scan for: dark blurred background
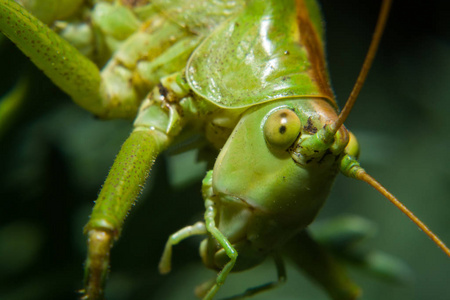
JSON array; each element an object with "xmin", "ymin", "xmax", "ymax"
[{"xmin": 0, "ymin": 0, "xmax": 449, "ymax": 299}]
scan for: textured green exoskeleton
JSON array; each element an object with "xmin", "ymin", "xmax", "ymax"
[
  {"xmin": 156, "ymin": 1, "xmax": 358, "ymax": 298},
  {"xmin": 2, "ymin": 0, "xmax": 449, "ymax": 299}
]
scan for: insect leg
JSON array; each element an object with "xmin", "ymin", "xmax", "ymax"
[
  {"xmin": 82, "ymin": 128, "xmax": 169, "ymax": 300},
  {"xmin": 284, "ymin": 230, "xmax": 360, "ymax": 300},
  {"xmin": 82, "ymin": 73, "xmax": 192, "ymax": 300},
  {"xmin": 0, "ymin": 1, "xmax": 107, "ymax": 116},
  {"xmin": 159, "ymin": 221, "xmax": 207, "ymax": 274},
  {"xmin": 203, "ymin": 198, "xmax": 238, "ymax": 300},
  {"xmin": 0, "ymin": 0, "xmax": 168, "ymax": 119}
]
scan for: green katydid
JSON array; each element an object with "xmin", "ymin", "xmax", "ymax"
[{"xmin": 0, "ymin": 0, "xmax": 450, "ymax": 298}]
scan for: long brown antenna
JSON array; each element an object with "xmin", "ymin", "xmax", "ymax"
[
  {"xmin": 354, "ymin": 169, "xmax": 450, "ymax": 258},
  {"xmin": 330, "ymin": 0, "xmax": 392, "ymax": 134},
  {"xmin": 336, "ymin": 0, "xmax": 450, "ymax": 259}
]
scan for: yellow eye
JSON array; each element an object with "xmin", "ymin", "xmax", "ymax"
[{"xmin": 263, "ymin": 108, "xmax": 301, "ymax": 149}]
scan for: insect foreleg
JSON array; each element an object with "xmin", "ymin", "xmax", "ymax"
[
  {"xmin": 0, "ymin": 1, "xmax": 188, "ymax": 119},
  {"xmin": 202, "ymin": 197, "xmax": 238, "ymax": 300},
  {"xmin": 0, "ymin": 1, "xmax": 105, "ymax": 116},
  {"xmin": 82, "ymin": 129, "xmax": 169, "ymax": 300},
  {"xmin": 158, "ymin": 221, "xmax": 207, "ymax": 274},
  {"xmin": 83, "ymin": 73, "xmax": 193, "ymax": 299}
]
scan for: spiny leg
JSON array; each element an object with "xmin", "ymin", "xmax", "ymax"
[
  {"xmin": 82, "ymin": 128, "xmax": 169, "ymax": 300},
  {"xmin": 0, "ymin": 1, "xmax": 195, "ymax": 119},
  {"xmin": 159, "ymin": 221, "xmax": 207, "ymax": 274},
  {"xmin": 82, "ymin": 72, "xmax": 192, "ymax": 300},
  {"xmin": 0, "ymin": 0, "xmax": 105, "ymax": 116}
]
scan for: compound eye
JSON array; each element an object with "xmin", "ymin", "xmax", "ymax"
[{"xmin": 263, "ymin": 108, "xmax": 301, "ymax": 150}]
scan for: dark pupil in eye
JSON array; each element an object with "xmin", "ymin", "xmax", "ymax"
[{"xmin": 263, "ymin": 108, "xmax": 301, "ymax": 149}]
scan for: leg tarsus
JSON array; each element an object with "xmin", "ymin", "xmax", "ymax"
[
  {"xmin": 159, "ymin": 221, "xmax": 207, "ymax": 274},
  {"xmin": 82, "ymin": 229, "xmax": 114, "ymax": 300}
]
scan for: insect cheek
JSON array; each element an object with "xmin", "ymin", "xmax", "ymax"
[
  {"xmin": 345, "ymin": 131, "xmax": 360, "ymax": 158},
  {"xmin": 263, "ymin": 108, "xmax": 302, "ymax": 151}
]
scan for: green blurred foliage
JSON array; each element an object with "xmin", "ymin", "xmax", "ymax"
[{"xmin": 0, "ymin": 0, "xmax": 449, "ymax": 299}]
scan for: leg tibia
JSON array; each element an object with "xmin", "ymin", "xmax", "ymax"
[
  {"xmin": 0, "ymin": 2, "xmax": 197, "ymax": 119},
  {"xmin": 0, "ymin": 0, "xmax": 105, "ymax": 116},
  {"xmin": 83, "ymin": 128, "xmax": 169, "ymax": 300},
  {"xmin": 159, "ymin": 222, "xmax": 207, "ymax": 274},
  {"xmin": 85, "ymin": 129, "xmax": 169, "ymax": 235},
  {"xmin": 203, "ymin": 199, "xmax": 238, "ymax": 300}
]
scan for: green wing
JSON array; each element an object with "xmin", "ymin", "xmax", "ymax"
[{"xmin": 187, "ymin": 0, "xmax": 335, "ymax": 108}]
